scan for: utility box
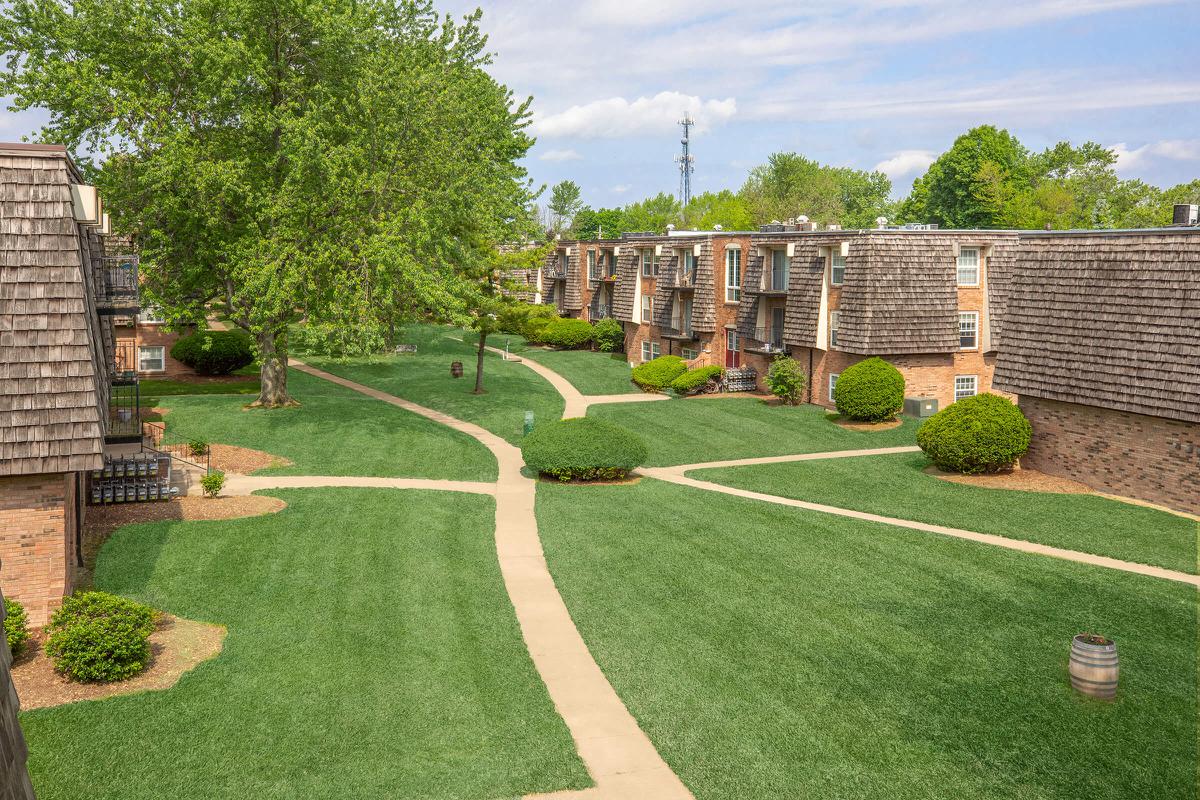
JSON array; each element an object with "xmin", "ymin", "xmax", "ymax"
[{"xmin": 904, "ymin": 397, "xmax": 939, "ymax": 418}]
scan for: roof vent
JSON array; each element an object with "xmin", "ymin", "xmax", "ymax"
[
  {"xmin": 875, "ymin": 216, "xmax": 888, "ymax": 228},
  {"xmin": 713, "ymin": 224, "xmax": 724, "ymax": 231},
  {"xmin": 1173, "ymin": 204, "xmax": 1199, "ymax": 226},
  {"xmin": 827, "ymin": 223, "xmax": 841, "ymax": 231},
  {"xmin": 796, "ymin": 215, "xmax": 809, "ymax": 224},
  {"xmin": 666, "ymin": 223, "xmax": 676, "ymax": 232}
]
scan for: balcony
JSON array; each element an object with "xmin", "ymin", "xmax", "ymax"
[
  {"xmin": 675, "ymin": 268, "xmax": 696, "ymax": 289},
  {"xmin": 544, "ymin": 265, "xmax": 567, "ymax": 280},
  {"xmin": 746, "ymin": 327, "xmax": 787, "ymax": 355},
  {"xmin": 661, "ymin": 324, "xmax": 699, "ymax": 342},
  {"xmin": 96, "ymin": 255, "xmax": 139, "ymax": 313},
  {"xmin": 590, "ymin": 303, "xmax": 613, "ymax": 320},
  {"xmin": 758, "ymin": 273, "xmax": 790, "ymax": 296},
  {"xmin": 111, "ymin": 341, "xmax": 138, "ymax": 383},
  {"xmin": 106, "ymin": 380, "xmax": 142, "ymax": 444}
]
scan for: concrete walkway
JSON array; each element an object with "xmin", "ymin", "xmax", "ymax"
[{"xmin": 287, "ymin": 360, "xmax": 694, "ymax": 800}]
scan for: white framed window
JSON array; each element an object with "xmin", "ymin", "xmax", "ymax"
[
  {"xmin": 954, "ymin": 375, "xmax": 978, "ymax": 402},
  {"xmin": 830, "ymin": 311, "xmax": 840, "ymax": 347},
  {"xmin": 831, "ymin": 253, "xmax": 846, "ymax": 286},
  {"xmin": 725, "ymin": 246, "xmax": 742, "ymax": 302},
  {"xmin": 138, "ymin": 345, "xmax": 165, "ymax": 373},
  {"xmin": 587, "ymin": 250, "xmax": 598, "ymax": 279},
  {"xmin": 559, "ymin": 251, "xmax": 568, "ymax": 272},
  {"xmin": 959, "ymin": 311, "xmax": 979, "ymax": 350},
  {"xmin": 770, "ymin": 249, "xmax": 789, "ymax": 291},
  {"xmin": 652, "ymin": 341, "xmax": 661, "ymax": 359},
  {"xmin": 828, "ymin": 373, "xmax": 839, "ymax": 402},
  {"xmin": 641, "ymin": 250, "xmax": 656, "ymax": 277},
  {"xmin": 641, "ymin": 341, "xmax": 652, "ymax": 362},
  {"xmin": 137, "ymin": 306, "xmax": 165, "ymax": 324},
  {"xmin": 957, "ymin": 247, "xmax": 980, "ymax": 287},
  {"xmin": 681, "ymin": 347, "xmax": 697, "ymax": 360},
  {"xmin": 641, "ymin": 295, "xmax": 652, "ymax": 323}
]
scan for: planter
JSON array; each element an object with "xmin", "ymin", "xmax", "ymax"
[
  {"xmin": 450, "ymin": 361, "xmax": 463, "ymax": 378},
  {"xmin": 1069, "ymin": 634, "xmax": 1118, "ymax": 700}
]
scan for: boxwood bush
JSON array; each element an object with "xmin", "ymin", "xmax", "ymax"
[
  {"xmin": 631, "ymin": 355, "xmax": 687, "ymax": 391},
  {"xmin": 170, "ymin": 330, "xmax": 255, "ymax": 375},
  {"xmin": 670, "ymin": 365, "xmax": 723, "ymax": 395},
  {"xmin": 518, "ymin": 305, "xmax": 560, "ymax": 342},
  {"xmin": 833, "ymin": 357, "xmax": 905, "ymax": 422},
  {"xmin": 521, "ymin": 417, "xmax": 648, "ymax": 481},
  {"xmin": 45, "ymin": 592, "xmax": 157, "ymax": 683},
  {"xmin": 917, "ymin": 393, "xmax": 1032, "ymax": 474},
  {"xmin": 592, "ymin": 318, "xmax": 624, "ymax": 353},
  {"xmin": 3, "ymin": 597, "xmax": 29, "ymax": 658},
  {"xmin": 541, "ymin": 317, "xmax": 594, "ymax": 349}
]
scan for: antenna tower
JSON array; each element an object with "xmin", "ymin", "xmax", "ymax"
[{"xmin": 675, "ymin": 115, "xmax": 695, "ymax": 206}]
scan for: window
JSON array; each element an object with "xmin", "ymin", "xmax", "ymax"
[
  {"xmin": 831, "ymin": 253, "xmax": 846, "ymax": 286},
  {"xmin": 770, "ymin": 249, "xmax": 789, "ymax": 291},
  {"xmin": 641, "ymin": 250, "xmax": 656, "ymax": 277},
  {"xmin": 641, "ymin": 295, "xmax": 652, "ymax": 322},
  {"xmin": 829, "ymin": 310, "xmax": 840, "ymax": 347},
  {"xmin": 954, "ymin": 375, "xmax": 978, "ymax": 402},
  {"xmin": 587, "ymin": 250, "xmax": 597, "ymax": 279},
  {"xmin": 652, "ymin": 342, "xmax": 661, "ymax": 359},
  {"xmin": 138, "ymin": 345, "xmax": 165, "ymax": 373},
  {"xmin": 559, "ymin": 252, "xmax": 568, "ymax": 272},
  {"xmin": 137, "ymin": 306, "xmax": 165, "ymax": 324},
  {"xmin": 726, "ymin": 247, "xmax": 742, "ymax": 302},
  {"xmin": 680, "ymin": 251, "xmax": 696, "ymax": 283},
  {"xmin": 829, "ymin": 373, "xmax": 839, "ymax": 402},
  {"xmin": 682, "ymin": 347, "xmax": 697, "ymax": 360},
  {"xmin": 957, "ymin": 247, "xmax": 980, "ymax": 286},
  {"xmin": 959, "ymin": 311, "xmax": 979, "ymax": 349},
  {"xmin": 641, "ymin": 341, "xmax": 651, "ymax": 361}
]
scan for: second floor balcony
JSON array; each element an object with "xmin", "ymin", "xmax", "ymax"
[
  {"xmin": 747, "ymin": 327, "xmax": 787, "ymax": 355},
  {"xmin": 590, "ymin": 303, "xmax": 613, "ymax": 320},
  {"xmin": 96, "ymin": 255, "xmax": 139, "ymax": 312},
  {"xmin": 661, "ymin": 323, "xmax": 698, "ymax": 342}
]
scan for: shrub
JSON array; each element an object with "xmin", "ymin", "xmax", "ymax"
[
  {"xmin": 631, "ymin": 355, "xmax": 687, "ymax": 391},
  {"xmin": 522, "ymin": 308, "xmax": 560, "ymax": 344},
  {"xmin": 170, "ymin": 330, "xmax": 255, "ymax": 375},
  {"xmin": 521, "ymin": 417, "xmax": 648, "ymax": 482},
  {"xmin": 766, "ymin": 356, "xmax": 807, "ymax": 405},
  {"xmin": 3, "ymin": 597, "xmax": 29, "ymax": 658},
  {"xmin": 670, "ymin": 365, "xmax": 723, "ymax": 395},
  {"xmin": 592, "ymin": 318, "xmax": 624, "ymax": 353},
  {"xmin": 833, "ymin": 357, "xmax": 905, "ymax": 422},
  {"xmin": 540, "ymin": 317, "xmax": 594, "ymax": 349},
  {"xmin": 917, "ymin": 393, "xmax": 1032, "ymax": 474},
  {"xmin": 45, "ymin": 592, "xmax": 156, "ymax": 683},
  {"xmin": 187, "ymin": 438, "xmax": 209, "ymax": 457},
  {"xmin": 200, "ymin": 470, "xmax": 226, "ymax": 498}
]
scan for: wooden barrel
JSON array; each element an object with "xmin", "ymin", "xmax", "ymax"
[
  {"xmin": 450, "ymin": 361, "xmax": 463, "ymax": 378},
  {"xmin": 1069, "ymin": 634, "xmax": 1118, "ymax": 700}
]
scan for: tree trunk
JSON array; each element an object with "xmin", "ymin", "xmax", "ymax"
[
  {"xmin": 252, "ymin": 329, "xmax": 295, "ymax": 408},
  {"xmin": 473, "ymin": 330, "xmax": 487, "ymax": 394}
]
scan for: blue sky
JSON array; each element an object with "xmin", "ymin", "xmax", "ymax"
[{"xmin": 3, "ymin": 0, "xmax": 1197, "ymax": 209}]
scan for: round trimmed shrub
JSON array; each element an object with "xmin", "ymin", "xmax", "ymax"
[
  {"xmin": 519, "ymin": 306, "xmax": 559, "ymax": 342},
  {"xmin": 45, "ymin": 592, "xmax": 157, "ymax": 683},
  {"xmin": 170, "ymin": 330, "xmax": 255, "ymax": 375},
  {"xmin": 917, "ymin": 393, "xmax": 1032, "ymax": 474},
  {"xmin": 592, "ymin": 318, "xmax": 624, "ymax": 353},
  {"xmin": 541, "ymin": 317, "xmax": 594, "ymax": 349},
  {"xmin": 521, "ymin": 417, "xmax": 648, "ymax": 481},
  {"xmin": 766, "ymin": 356, "xmax": 806, "ymax": 405},
  {"xmin": 3, "ymin": 597, "xmax": 29, "ymax": 658},
  {"xmin": 631, "ymin": 355, "xmax": 687, "ymax": 391},
  {"xmin": 833, "ymin": 357, "xmax": 905, "ymax": 422},
  {"xmin": 670, "ymin": 365, "xmax": 723, "ymax": 395}
]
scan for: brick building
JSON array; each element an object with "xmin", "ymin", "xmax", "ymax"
[{"xmin": 994, "ymin": 227, "xmax": 1200, "ymax": 515}]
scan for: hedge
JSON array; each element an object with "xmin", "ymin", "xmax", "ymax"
[
  {"xmin": 670, "ymin": 365, "xmax": 723, "ymax": 395},
  {"xmin": 592, "ymin": 318, "xmax": 624, "ymax": 353},
  {"xmin": 833, "ymin": 357, "xmax": 905, "ymax": 422},
  {"xmin": 3, "ymin": 597, "xmax": 29, "ymax": 658},
  {"xmin": 521, "ymin": 417, "xmax": 648, "ymax": 481},
  {"xmin": 170, "ymin": 330, "xmax": 255, "ymax": 375},
  {"xmin": 541, "ymin": 317, "xmax": 594, "ymax": 349},
  {"xmin": 917, "ymin": 393, "xmax": 1032, "ymax": 474},
  {"xmin": 45, "ymin": 592, "xmax": 157, "ymax": 683},
  {"xmin": 631, "ymin": 355, "xmax": 687, "ymax": 391}
]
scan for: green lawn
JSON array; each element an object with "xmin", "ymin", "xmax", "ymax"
[
  {"xmin": 536, "ymin": 478, "xmax": 1197, "ymax": 800},
  {"xmin": 140, "ymin": 376, "xmax": 261, "ymax": 407},
  {"xmin": 588, "ymin": 398, "xmax": 919, "ymax": 466},
  {"xmin": 304, "ymin": 325, "xmax": 564, "ymax": 445},
  {"xmin": 22, "ymin": 489, "xmax": 588, "ymax": 800},
  {"xmin": 158, "ymin": 368, "xmax": 497, "ymax": 480},
  {"xmin": 518, "ymin": 347, "xmax": 635, "ymax": 396},
  {"xmin": 692, "ymin": 451, "xmax": 1199, "ymax": 574}
]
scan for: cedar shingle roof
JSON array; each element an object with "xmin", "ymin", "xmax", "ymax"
[
  {"xmin": 0, "ymin": 146, "xmax": 107, "ymax": 476},
  {"xmin": 994, "ymin": 230, "xmax": 1200, "ymax": 423}
]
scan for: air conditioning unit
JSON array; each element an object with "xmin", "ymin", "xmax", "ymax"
[
  {"xmin": 904, "ymin": 396, "xmax": 938, "ymax": 418},
  {"xmin": 1173, "ymin": 204, "xmax": 1199, "ymax": 226}
]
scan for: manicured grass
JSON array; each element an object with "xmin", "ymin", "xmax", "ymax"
[
  {"xmin": 692, "ymin": 451, "xmax": 1199, "ymax": 574},
  {"xmin": 588, "ymin": 398, "xmax": 919, "ymax": 466},
  {"xmin": 304, "ymin": 325, "xmax": 564, "ymax": 445},
  {"xmin": 519, "ymin": 347, "xmax": 635, "ymax": 396},
  {"xmin": 140, "ymin": 376, "xmax": 261, "ymax": 407},
  {"xmin": 22, "ymin": 489, "xmax": 588, "ymax": 800},
  {"xmin": 158, "ymin": 368, "xmax": 497, "ymax": 480},
  {"xmin": 536, "ymin": 478, "xmax": 1197, "ymax": 800}
]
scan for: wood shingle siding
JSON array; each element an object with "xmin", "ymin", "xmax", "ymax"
[
  {"xmin": 994, "ymin": 230, "xmax": 1200, "ymax": 424},
  {"xmin": 735, "ymin": 249, "xmax": 764, "ymax": 337},
  {"xmin": 0, "ymin": 147, "xmax": 106, "ymax": 476},
  {"xmin": 652, "ymin": 253, "xmax": 678, "ymax": 328},
  {"xmin": 563, "ymin": 247, "xmax": 583, "ymax": 311},
  {"xmin": 782, "ymin": 238, "xmax": 831, "ymax": 346},
  {"xmin": 612, "ymin": 249, "xmax": 639, "ymax": 322}
]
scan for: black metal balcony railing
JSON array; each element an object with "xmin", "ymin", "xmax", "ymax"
[
  {"xmin": 661, "ymin": 325, "xmax": 699, "ymax": 341},
  {"xmin": 750, "ymin": 327, "xmax": 787, "ymax": 354},
  {"xmin": 676, "ymin": 269, "xmax": 696, "ymax": 288},
  {"xmin": 590, "ymin": 303, "xmax": 612, "ymax": 320},
  {"xmin": 97, "ymin": 256, "xmax": 139, "ymax": 309},
  {"xmin": 107, "ymin": 381, "xmax": 142, "ymax": 442},
  {"xmin": 544, "ymin": 265, "xmax": 567, "ymax": 280},
  {"xmin": 112, "ymin": 341, "xmax": 138, "ymax": 381}
]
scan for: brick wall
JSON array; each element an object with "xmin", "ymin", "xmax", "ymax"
[
  {"xmin": 0, "ymin": 473, "xmax": 77, "ymax": 625},
  {"xmin": 115, "ymin": 323, "xmax": 197, "ymax": 379},
  {"xmin": 0, "ymin": 589, "xmax": 36, "ymax": 800},
  {"xmin": 1019, "ymin": 396, "xmax": 1200, "ymax": 516}
]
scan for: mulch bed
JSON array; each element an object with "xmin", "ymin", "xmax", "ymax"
[
  {"xmin": 829, "ymin": 416, "xmax": 904, "ymax": 432},
  {"xmin": 12, "ymin": 615, "xmax": 226, "ymax": 710},
  {"xmin": 207, "ymin": 444, "xmax": 293, "ymax": 474},
  {"xmin": 924, "ymin": 465, "xmax": 1094, "ymax": 494}
]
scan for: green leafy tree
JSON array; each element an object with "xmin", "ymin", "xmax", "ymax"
[
  {"xmin": 919, "ymin": 126, "xmax": 1031, "ymax": 228},
  {"xmin": 548, "ymin": 180, "xmax": 584, "ymax": 232},
  {"xmin": 1, "ymin": 0, "xmax": 533, "ymax": 407},
  {"xmin": 622, "ymin": 193, "xmax": 682, "ymax": 233},
  {"xmin": 571, "ymin": 206, "xmax": 627, "ymax": 240},
  {"xmin": 683, "ymin": 190, "xmax": 753, "ymax": 230},
  {"xmin": 739, "ymin": 152, "xmax": 891, "ymax": 228}
]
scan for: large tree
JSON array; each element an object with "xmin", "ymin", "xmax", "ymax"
[
  {"xmin": 1, "ymin": 0, "xmax": 534, "ymax": 406},
  {"xmin": 548, "ymin": 180, "xmax": 584, "ymax": 232},
  {"xmin": 739, "ymin": 152, "xmax": 891, "ymax": 228}
]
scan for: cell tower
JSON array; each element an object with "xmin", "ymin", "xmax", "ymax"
[{"xmin": 675, "ymin": 115, "xmax": 695, "ymax": 207}]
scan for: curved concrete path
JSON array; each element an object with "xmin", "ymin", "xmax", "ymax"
[{"xmin": 286, "ymin": 360, "xmax": 694, "ymax": 800}]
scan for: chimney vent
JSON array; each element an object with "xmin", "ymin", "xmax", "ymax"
[{"xmin": 1173, "ymin": 204, "xmax": 1199, "ymax": 226}]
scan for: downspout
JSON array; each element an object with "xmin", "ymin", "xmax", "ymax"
[{"xmin": 807, "ymin": 347, "xmax": 814, "ymax": 404}]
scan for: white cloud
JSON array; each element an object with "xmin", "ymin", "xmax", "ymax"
[
  {"xmin": 612, "ymin": 184, "xmax": 631, "ymax": 193},
  {"xmin": 532, "ymin": 92, "xmax": 737, "ymax": 138},
  {"xmin": 538, "ymin": 148, "xmax": 583, "ymax": 162},
  {"xmin": 1111, "ymin": 139, "xmax": 1200, "ymax": 172},
  {"xmin": 874, "ymin": 150, "xmax": 937, "ymax": 182}
]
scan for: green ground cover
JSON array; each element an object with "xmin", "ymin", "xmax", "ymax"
[
  {"xmin": 588, "ymin": 398, "xmax": 919, "ymax": 466},
  {"xmin": 519, "ymin": 347, "xmax": 635, "ymax": 396},
  {"xmin": 303, "ymin": 326, "xmax": 564, "ymax": 445},
  {"xmin": 536, "ymin": 478, "xmax": 1198, "ymax": 800},
  {"xmin": 158, "ymin": 368, "xmax": 496, "ymax": 480},
  {"xmin": 692, "ymin": 451, "xmax": 1199, "ymax": 574},
  {"xmin": 23, "ymin": 489, "xmax": 588, "ymax": 800}
]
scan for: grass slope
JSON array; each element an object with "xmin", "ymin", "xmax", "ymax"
[
  {"xmin": 519, "ymin": 348, "xmax": 635, "ymax": 396},
  {"xmin": 23, "ymin": 489, "xmax": 588, "ymax": 800},
  {"xmin": 304, "ymin": 326, "xmax": 564, "ymax": 445},
  {"xmin": 692, "ymin": 451, "xmax": 1199, "ymax": 574},
  {"xmin": 159, "ymin": 368, "xmax": 496, "ymax": 480},
  {"xmin": 537, "ymin": 479, "xmax": 1197, "ymax": 800},
  {"xmin": 589, "ymin": 399, "xmax": 919, "ymax": 466}
]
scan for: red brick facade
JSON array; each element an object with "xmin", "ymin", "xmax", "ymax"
[
  {"xmin": 1019, "ymin": 396, "xmax": 1200, "ymax": 516},
  {"xmin": 114, "ymin": 321, "xmax": 197, "ymax": 379},
  {"xmin": 0, "ymin": 473, "xmax": 80, "ymax": 625}
]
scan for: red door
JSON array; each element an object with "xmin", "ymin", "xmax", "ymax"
[{"xmin": 725, "ymin": 330, "xmax": 741, "ymax": 368}]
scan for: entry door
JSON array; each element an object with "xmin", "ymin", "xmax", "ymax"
[{"xmin": 725, "ymin": 329, "xmax": 741, "ymax": 368}]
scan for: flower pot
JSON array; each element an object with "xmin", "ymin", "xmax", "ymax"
[{"xmin": 1069, "ymin": 634, "xmax": 1118, "ymax": 700}]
